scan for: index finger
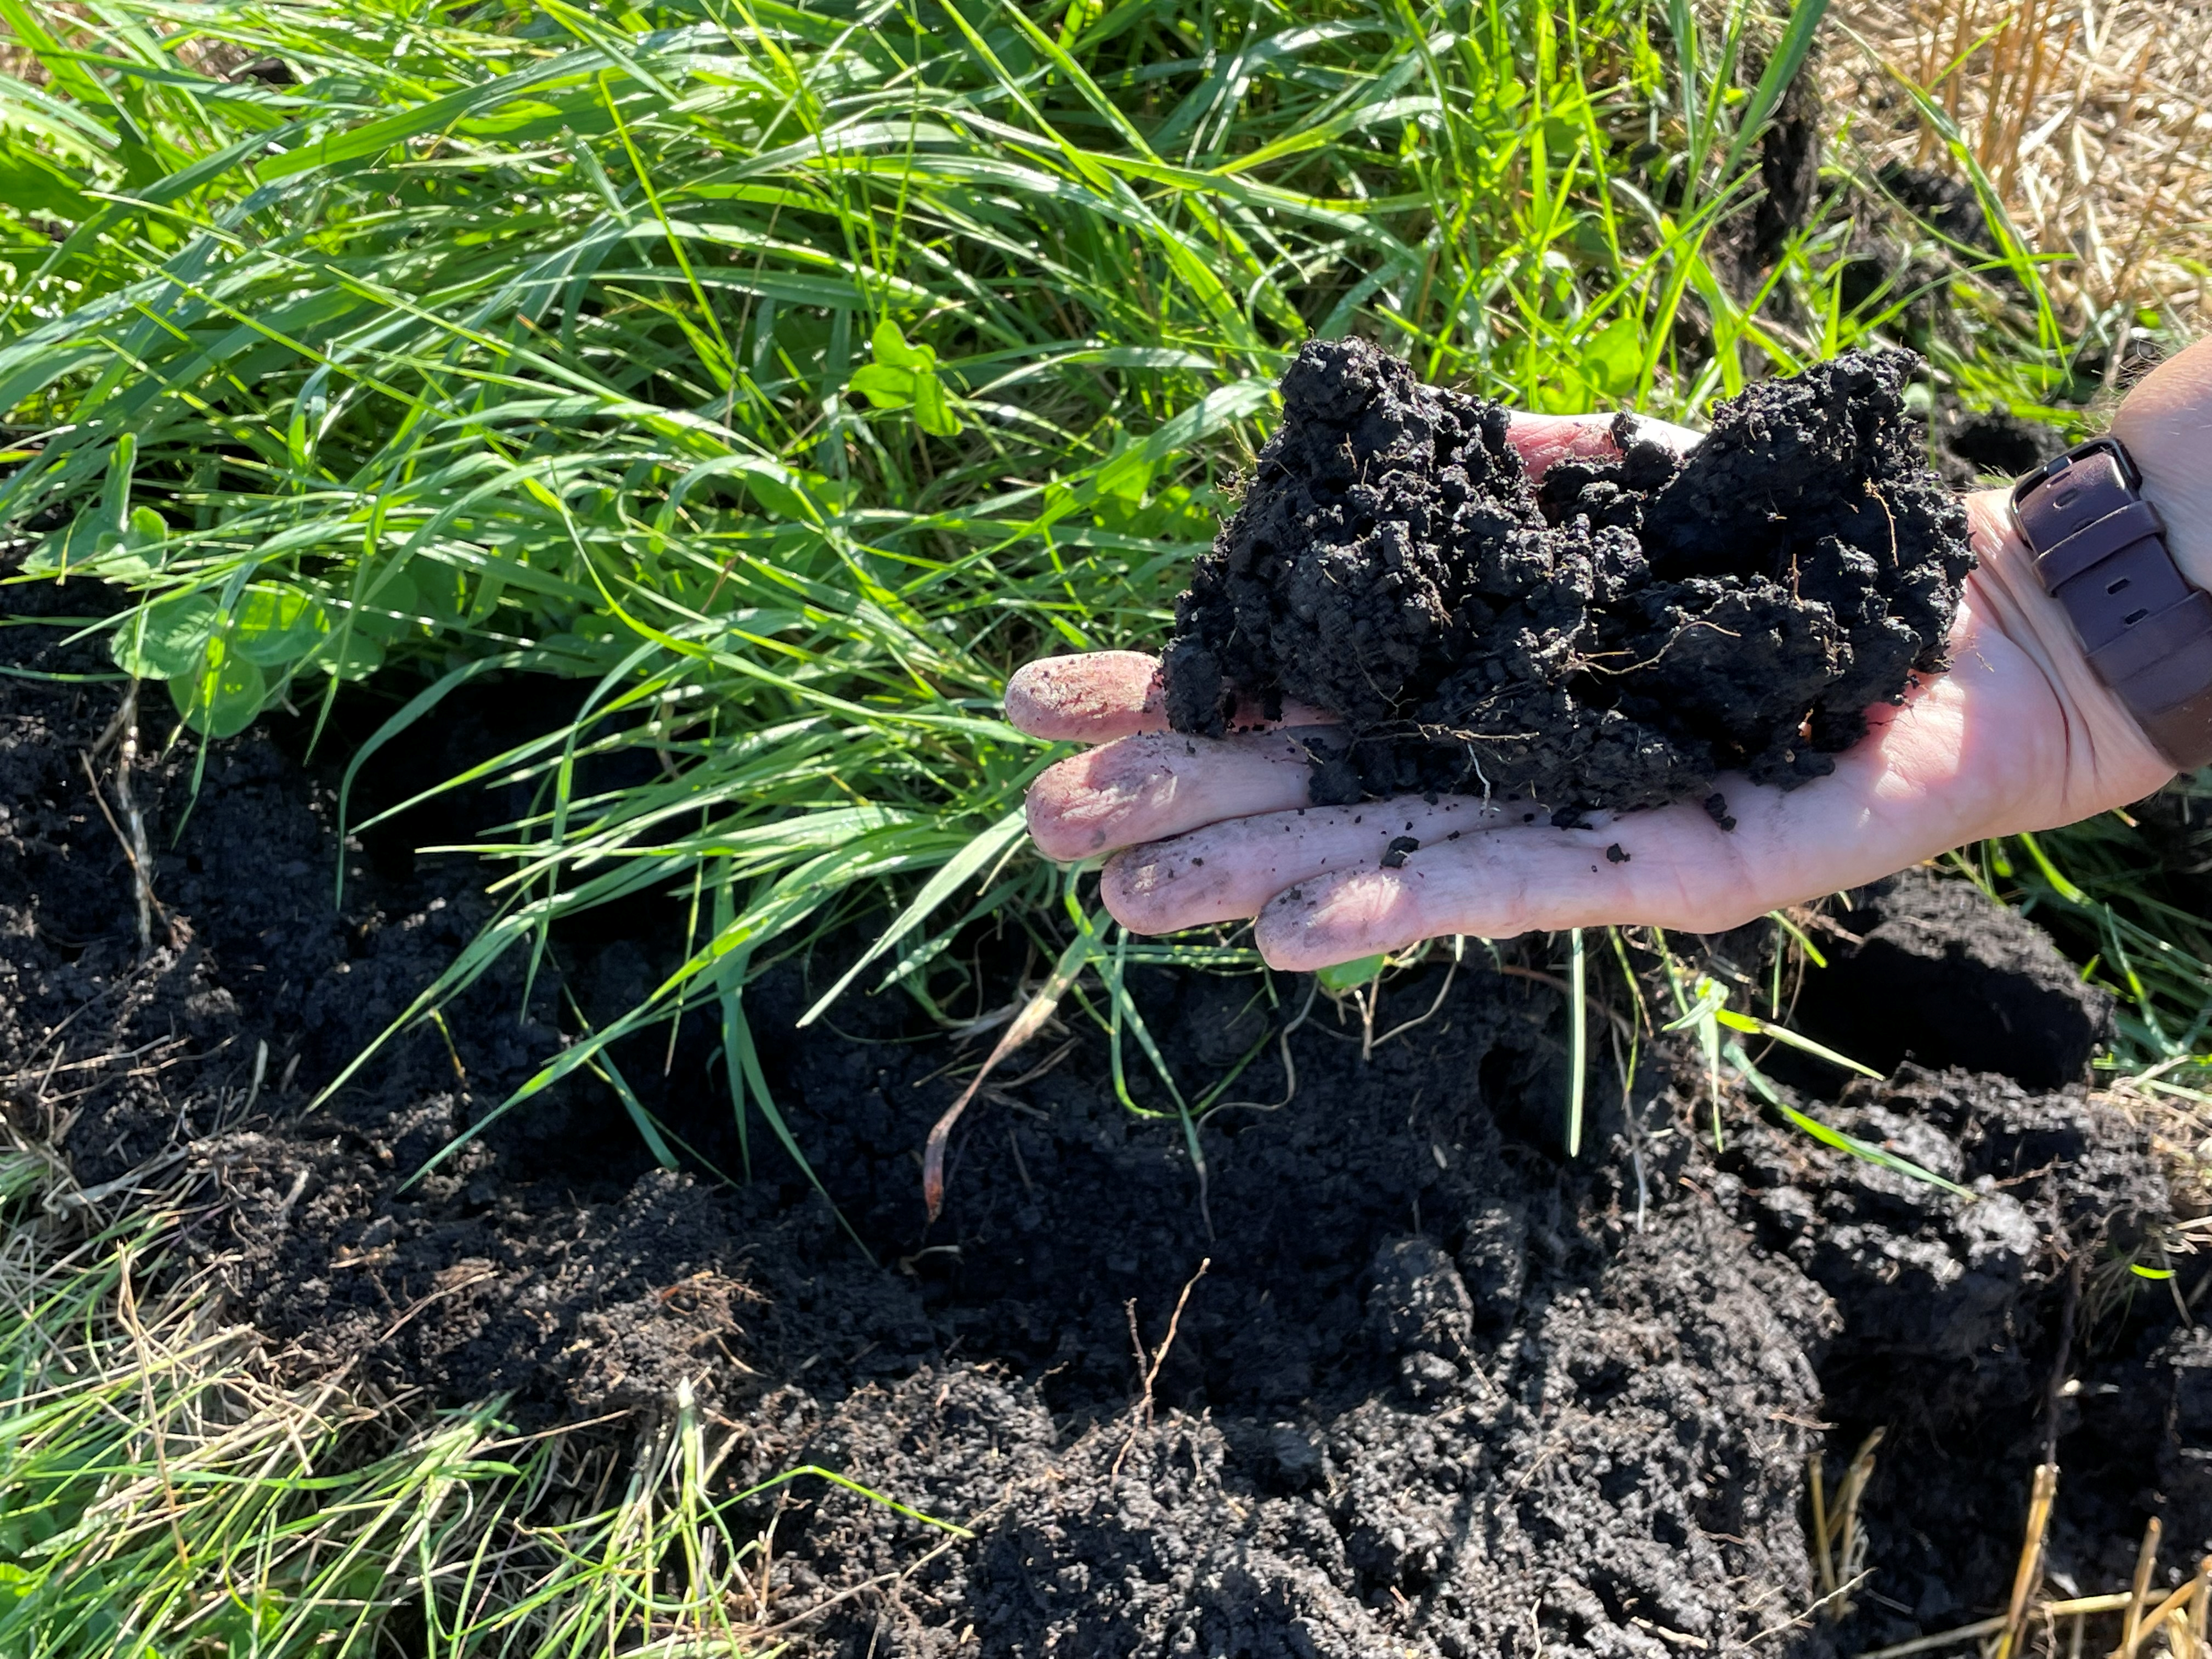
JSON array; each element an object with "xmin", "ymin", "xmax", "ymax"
[
  {"xmin": 1503, "ymin": 409, "xmax": 1701, "ymax": 476},
  {"xmin": 1005, "ymin": 651, "xmax": 1165, "ymax": 742},
  {"xmin": 1005, "ymin": 651, "xmax": 1334, "ymax": 746}
]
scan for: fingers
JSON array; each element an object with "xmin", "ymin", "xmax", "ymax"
[
  {"xmin": 1250, "ymin": 799, "xmax": 1762, "ymax": 970},
  {"xmin": 1503, "ymin": 410, "xmax": 1701, "ymax": 478},
  {"xmin": 1005, "ymin": 651, "xmax": 1165, "ymax": 742},
  {"xmin": 1024, "ymin": 728, "xmax": 1325, "ymax": 862},
  {"xmin": 1006, "ymin": 651, "xmax": 1336, "ymax": 746},
  {"xmin": 1102, "ymin": 792, "xmax": 1533, "ymax": 932},
  {"xmin": 1240, "ymin": 704, "xmax": 1977, "ymax": 969}
]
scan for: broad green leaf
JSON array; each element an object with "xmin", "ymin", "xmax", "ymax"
[
  {"xmin": 870, "ymin": 317, "xmax": 934, "ymax": 371},
  {"xmin": 1585, "ymin": 317, "xmax": 1643, "ymax": 398},
  {"xmin": 849, "ymin": 362, "xmax": 918, "ymax": 408},
  {"xmin": 168, "ymin": 636, "xmax": 266, "ymax": 738},
  {"xmin": 349, "ymin": 568, "xmax": 420, "ymax": 639},
  {"xmin": 410, "ymin": 563, "xmax": 471, "ymax": 619},
  {"xmin": 122, "ymin": 504, "xmax": 166, "ymax": 549},
  {"xmin": 233, "ymin": 584, "xmax": 332, "ymax": 665},
  {"xmin": 111, "ymin": 594, "xmax": 218, "ymax": 679},
  {"xmin": 26, "ymin": 493, "xmax": 161, "ymax": 578},
  {"xmin": 912, "ymin": 371, "xmax": 960, "ymax": 437},
  {"xmin": 312, "ymin": 628, "xmax": 386, "ymax": 681},
  {"xmin": 22, "ymin": 514, "xmax": 88, "ymax": 575}
]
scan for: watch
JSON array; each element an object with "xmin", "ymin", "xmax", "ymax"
[{"xmin": 2009, "ymin": 435, "xmax": 2212, "ymax": 771}]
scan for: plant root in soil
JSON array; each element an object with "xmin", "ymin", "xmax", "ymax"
[{"xmin": 1162, "ymin": 340, "xmax": 1975, "ymax": 815}]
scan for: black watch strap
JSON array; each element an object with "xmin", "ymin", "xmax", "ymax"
[{"xmin": 2010, "ymin": 436, "xmax": 2212, "ymax": 771}]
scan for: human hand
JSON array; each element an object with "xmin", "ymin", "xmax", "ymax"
[{"xmin": 1007, "ymin": 349, "xmax": 2212, "ymax": 970}]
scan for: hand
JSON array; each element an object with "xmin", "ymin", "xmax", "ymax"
[{"xmin": 1007, "ymin": 349, "xmax": 2212, "ymax": 971}]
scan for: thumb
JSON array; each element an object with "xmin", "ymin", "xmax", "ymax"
[{"xmin": 1503, "ymin": 410, "xmax": 1701, "ymax": 479}]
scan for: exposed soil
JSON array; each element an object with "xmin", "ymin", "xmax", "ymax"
[
  {"xmin": 1160, "ymin": 341, "xmax": 1974, "ymax": 817},
  {"xmin": 1787, "ymin": 867, "xmax": 2116, "ymax": 1091},
  {"xmin": 4, "ymin": 571, "xmax": 2209, "ymax": 1658},
  {"xmin": 1930, "ymin": 402, "xmax": 2063, "ymax": 490}
]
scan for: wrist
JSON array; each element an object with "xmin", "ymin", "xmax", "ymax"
[
  {"xmin": 2112, "ymin": 339, "xmax": 2212, "ymax": 592},
  {"xmin": 1966, "ymin": 494, "xmax": 2176, "ymax": 809}
]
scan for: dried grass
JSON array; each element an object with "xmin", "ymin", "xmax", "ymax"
[
  {"xmin": 0, "ymin": 8, "xmax": 253, "ymax": 89},
  {"xmin": 1826, "ymin": 0, "xmax": 2212, "ymax": 335}
]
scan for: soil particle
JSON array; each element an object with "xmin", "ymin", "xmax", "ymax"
[
  {"xmin": 1161, "ymin": 339, "xmax": 1973, "ymax": 815},
  {"xmin": 2, "ymin": 572, "xmax": 2202, "ymax": 1657},
  {"xmin": 1788, "ymin": 866, "xmax": 2116, "ymax": 1088}
]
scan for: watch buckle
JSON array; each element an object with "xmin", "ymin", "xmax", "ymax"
[{"xmin": 2012, "ymin": 435, "xmax": 2142, "ymax": 505}]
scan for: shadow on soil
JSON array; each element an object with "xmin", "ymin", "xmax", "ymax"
[{"xmin": 3, "ymin": 573, "xmax": 2208, "ymax": 1659}]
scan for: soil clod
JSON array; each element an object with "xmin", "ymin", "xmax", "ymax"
[
  {"xmin": 1790, "ymin": 868, "xmax": 2116, "ymax": 1088},
  {"xmin": 1163, "ymin": 340, "xmax": 1973, "ymax": 816}
]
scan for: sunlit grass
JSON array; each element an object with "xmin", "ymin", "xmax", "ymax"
[{"xmin": 1, "ymin": 0, "xmax": 2192, "ymax": 1646}]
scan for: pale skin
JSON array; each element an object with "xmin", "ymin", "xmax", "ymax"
[{"xmin": 1005, "ymin": 339, "xmax": 2212, "ymax": 972}]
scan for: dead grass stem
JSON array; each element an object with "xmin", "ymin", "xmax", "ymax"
[{"xmin": 1828, "ymin": 0, "xmax": 2212, "ymax": 334}]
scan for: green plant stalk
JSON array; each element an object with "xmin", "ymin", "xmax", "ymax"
[{"xmin": 1566, "ymin": 927, "xmax": 1588, "ymax": 1157}]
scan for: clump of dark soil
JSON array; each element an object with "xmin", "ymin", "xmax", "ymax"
[
  {"xmin": 4, "ymin": 569, "xmax": 2208, "ymax": 1657},
  {"xmin": 1788, "ymin": 867, "xmax": 2116, "ymax": 1090},
  {"xmin": 1161, "ymin": 340, "xmax": 1974, "ymax": 814}
]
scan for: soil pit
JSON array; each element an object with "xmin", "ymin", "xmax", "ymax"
[
  {"xmin": 3, "ymin": 572, "xmax": 2208, "ymax": 1658},
  {"xmin": 1161, "ymin": 340, "xmax": 1974, "ymax": 815}
]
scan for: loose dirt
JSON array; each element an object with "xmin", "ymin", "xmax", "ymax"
[
  {"xmin": 2, "ymin": 568, "xmax": 2205, "ymax": 1658},
  {"xmin": 1161, "ymin": 340, "xmax": 1974, "ymax": 816}
]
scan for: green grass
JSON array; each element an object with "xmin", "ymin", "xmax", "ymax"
[
  {"xmin": 1, "ymin": 0, "xmax": 2199, "ymax": 1648},
  {"xmin": 0, "ymin": 0, "xmax": 2007, "ymax": 1147},
  {"xmin": 0, "ymin": 0, "xmax": 2130, "ymax": 1149}
]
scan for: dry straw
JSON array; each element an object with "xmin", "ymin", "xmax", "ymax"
[{"xmin": 1828, "ymin": 0, "xmax": 2212, "ymax": 334}]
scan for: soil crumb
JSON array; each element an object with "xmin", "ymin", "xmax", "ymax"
[{"xmin": 1161, "ymin": 340, "xmax": 1973, "ymax": 812}]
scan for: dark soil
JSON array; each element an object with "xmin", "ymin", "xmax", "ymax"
[
  {"xmin": 1160, "ymin": 341, "xmax": 1975, "ymax": 817},
  {"xmin": 1788, "ymin": 867, "xmax": 2116, "ymax": 1091},
  {"xmin": 4, "ymin": 573, "xmax": 2209, "ymax": 1658}
]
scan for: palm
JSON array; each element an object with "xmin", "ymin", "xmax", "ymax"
[{"xmin": 1007, "ymin": 421, "xmax": 2172, "ymax": 970}]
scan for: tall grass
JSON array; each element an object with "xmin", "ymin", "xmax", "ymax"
[{"xmin": 0, "ymin": 0, "xmax": 1972, "ymax": 1161}]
